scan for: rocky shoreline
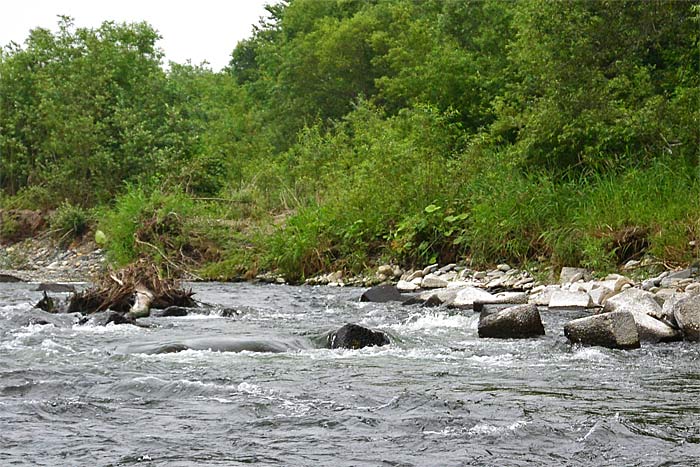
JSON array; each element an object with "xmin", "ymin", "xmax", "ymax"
[
  {"xmin": 2, "ymin": 237, "xmax": 699, "ymax": 350},
  {"xmin": 0, "ymin": 237, "xmax": 107, "ymax": 283}
]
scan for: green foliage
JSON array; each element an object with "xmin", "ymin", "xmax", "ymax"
[
  {"xmin": 49, "ymin": 202, "xmax": 90, "ymax": 242},
  {"xmin": 2, "ymin": 1, "xmax": 698, "ymax": 278}
]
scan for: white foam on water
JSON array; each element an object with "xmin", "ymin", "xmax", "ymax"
[
  {"xmin": 467, "ymin": 420, "xmax": 529, "ymax": 436},
  {"xmin": 466, "ymin": 353, "xmax": 516, "ymax": 367},
  {"xmin": 0, "ymin": 302, "xmax": 35, "ymax": 316},
  {"xmin": 389, "ymin": 311, "xmax": 477, "ymax": 333},
  {"xmin": 71, "ymin": 322, "xmax": 142, "ymax": 335},
  {"xmin": 40, "ymin": 338, "xmax": 73, "ymax": 354},
  {"xmin": 571, "ymin": 346, "xmax": 611, "ymax": 362},
  {"xmin": 235, "ymin": 381, "xmax": 333, "ymax": 418},
  {"xmin": 423, "ymin": 420, "xmax": 529, "ymax": 437},
  {"xmin": 13, "ymin": 323, "xmax": 55, "ymax": 338}
]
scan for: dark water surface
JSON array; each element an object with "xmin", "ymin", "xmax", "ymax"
[{"xmin": 1, "ymin": 282, "xmax": 699, "ymax": 466}]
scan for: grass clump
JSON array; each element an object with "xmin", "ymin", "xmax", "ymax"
[{"xmin": 49, "ymin": 202, "xmax": 91, "ymax": 243}]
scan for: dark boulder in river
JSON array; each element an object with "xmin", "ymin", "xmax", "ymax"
[
  {"xmin": 328, "ymin": 323, "xmax": 390, "ymax": 349},
  {"xmin": 564, "ymin": 311, "xmax": 640, "ymax": 350},
  {"xmin": 35, "ymin": 283, "xmax": 76, "ymax": 293},
  {"xmin": 360, "ymin": 285, "xmax": 404, "ymax": 303},
  {"xmin": 149, "ymin": 306, "xmax": 190, "ymax": 318},
  {"xmin": 0, "ymin": 273, "xmax": 23, "ymax": 283},
  {"xmin": 477, "ymin": 304, "xmax": 545, "ymax": 339},
  {"xmin": 79, "ymin": 311, "xmax": 135, "ymax": 327}
]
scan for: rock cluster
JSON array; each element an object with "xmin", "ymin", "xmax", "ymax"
[
  {"xmin": 358, "ymin": 262, "xmax": 700, "ymax": 349},
  {"xmin": 1, "ymin": 238, "xmax": 106, "ymax": 282}
]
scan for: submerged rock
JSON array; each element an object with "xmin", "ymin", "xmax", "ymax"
[
  {"xmin": 79, "ymin": 311, "xmax": 134, "ymax": 326},
  {"xmin": 0, "ymin": 273, "xmax": 24, "ymax": 283},
  {"xmin": 149, "ymin": 306, "xmax": 190, "ymax": 318},
  {"xmin": 35, "ymin": 283, "xmax": 76, "ymax": 293},
  {"xmin": 477, "ymin": 304, "xmax": 545, "ymax": 339},
  {"xmin": 564, "ymin": 311, "xmax": 640, "ymax": 350},
  {"xmin": 328, "ymin": 323, "xmax": 390, "ymax": 349}
]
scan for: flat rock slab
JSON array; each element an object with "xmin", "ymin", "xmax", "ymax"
[
  {"xmin": 451, "ymin": 286, "xmax": 496, "ymax": 308},
  {"xmin": 564, "ymin": 311, "xmax": 640, "ymax": 350},
  {"xmin": 548, "ymin": 290, "xmax": 593, "ymax": 309},
  {"xmin": 396, "ymin": 279, "xmax": 420, "ymax": 292},
  {"xmin": 478, "ymin": 304, "xmax": 545, "ymax": 339}
]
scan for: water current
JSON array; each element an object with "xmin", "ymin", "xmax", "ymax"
[{"xmin": 1, "ymin": 282, "xmax": 699, "ymax": 466}]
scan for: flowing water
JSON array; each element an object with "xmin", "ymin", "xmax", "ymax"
[{"xmin": 1, "ymin": 282, "xmax": 699, "ymax": 466}]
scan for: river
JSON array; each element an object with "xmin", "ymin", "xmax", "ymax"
[{"xmin": 1, "ymin": 282, "xmax": 699, "ymax": 466}]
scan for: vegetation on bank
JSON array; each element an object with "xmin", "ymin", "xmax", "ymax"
[{"xmin": 1, "ymin": 1, "xmax": 698, "ymax": 281}]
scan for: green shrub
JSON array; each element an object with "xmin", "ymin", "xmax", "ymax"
[{"xmin": 49, "ymin": 202, "xmax": 90, "ymax": 242}]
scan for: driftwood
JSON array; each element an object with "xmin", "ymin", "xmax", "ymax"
[{"xmin": 67, "ymin": 260, "xmax": 195, "ymax": 315}]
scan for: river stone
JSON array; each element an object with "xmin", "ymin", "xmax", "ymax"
[
  {"xmin": 328, "ymin": 323, "xmax": 390, "ymax": 349},
  {"xmin": 451, "ymin": 286, "xmax": 496, "ymax": 308},
  {"xmin": 417, "ymin": 288, "xmax": 460, "ymax": 307},
  {"xmin": 548, "ymin": 290, "xmax": 593, "ymax": 309},
  {"xmin": 588, "ymin": 286, "xmax": 614, "ymax": 307},
  {"xmin": 150, "ymin": 306, "xmax": 190, "ymax": 318},
  {"xmin": 35, "ymin": 283, "xmax": 76, "ymax": 293},
  {"xmin": 396, "ymin": 279, "xmax": 420, "ymax": 292},
  {"xmin": 478, "ymin": 304, "xmax": 544, "ymax": 339},
  {"xmin": 360, "ymin": 284, "xmax": 404, "ymax": 303},
  {"xmin": 559, "ymin": 267, "xmax": 590, "ymax": 284},
  {"xmin": 474, "ymin": 292, "xmax": 529, "ymax": 311},
  {"xmin": 564, "ymin": 311, "xmax": 640, "ymax": 350},
  {"xmin": 421, "ymin": 275, "xmax": 449, "ymax": 289},
  {"xmin": 598, "ymin": 277, "xmax": 634, "ymax": 293},
  {"xmin": 603, "ymin": 288, "xmax": 663, "ymax": 319},
  {"xmin": 659, "ymin": 292, "xmax": 689, "ymax": 326},
  {"xmin": 627, "ymin": 310, "xmax": 681, "ymax": 343},
  {"xmin": 0, "ymin": 273, "xmax": 24, "ymax": 283},
  {"xmin": 528, "ymin": 285, "xmax": 559, "ymax": 306},
  {"xmin": 80, "ymin": 311, "xmax": 135, "ymax": 326},
  {"xmin": 673, "ymin": 295, "xmax": 700, "ymax": 341}
]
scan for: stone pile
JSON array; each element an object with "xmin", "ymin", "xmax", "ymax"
[
  {"xmin": 0, "ymin": 238, "xmax": 106, "ymax": 282},
  {"xmin": 357, "ymin": 262, "xmax": 700, "ymax": 349}
]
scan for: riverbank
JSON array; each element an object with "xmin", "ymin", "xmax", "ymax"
[
  {"xmin": 2, "ymin": 235, "xmax": 698, "ymax": 295},
  {"xmin": 0, "ymin": 237, "xmax": 106, "ymax": 283}
]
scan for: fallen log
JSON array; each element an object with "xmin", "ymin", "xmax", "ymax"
[{"xmin": 67, "ymin": 260, "xmax": 195, "ymax": 316}]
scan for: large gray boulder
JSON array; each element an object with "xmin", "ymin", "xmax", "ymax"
[
  {"xmin": 602, "ymin": 288, "xmax": 680, "ymax": 342},
  {"xmin": 604, "ymin": 288, "xmax": 664, "ymax": 319},
  {"xmin": 673, "ymin": 295, "xmax": 700, "ymax": 341},
  {"xmin": 564, "ymin": 311, "xmax": 640, "ymax": 350},
  {"xmin": 629, "ymin": 311, "xmax": 681, "ymax": 343},
  {"xmin": 477, "ymin": 304, "xmax": 545, "ymax": 339}
]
